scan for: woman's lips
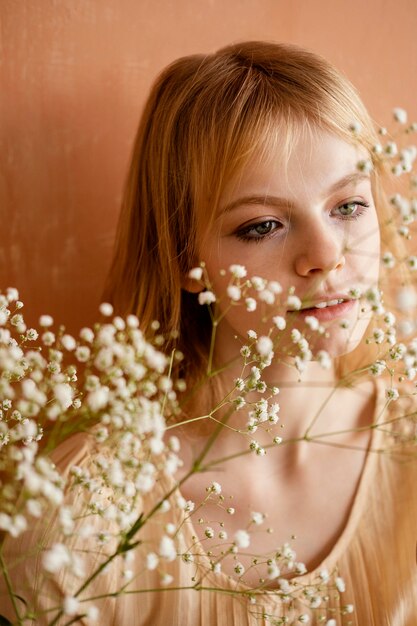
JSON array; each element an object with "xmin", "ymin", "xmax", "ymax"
[{"xmin": 288, "ymin": 299, "xmax": 357, "ymax": 322}]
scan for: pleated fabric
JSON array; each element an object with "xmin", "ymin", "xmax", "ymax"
[{"xmin": 1, "ymin": 379, "xmax": 416, "ymax": 625}]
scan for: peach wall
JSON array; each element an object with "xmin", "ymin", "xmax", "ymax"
[{"xmin": 1, "ymin": 0, "xmax": 417, "ymax": 332}]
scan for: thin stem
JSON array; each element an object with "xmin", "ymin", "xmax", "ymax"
[{"xmin": 0, "ymin": 549, "xmax": 21, "ymax": 623}]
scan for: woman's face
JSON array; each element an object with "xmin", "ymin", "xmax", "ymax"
[{"xmin": 197, "ymin": 128, "xmax": 380, "ymax": 362}]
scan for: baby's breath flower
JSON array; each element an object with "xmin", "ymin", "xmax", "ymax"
[
  {"xmin": 287, "ymin": 295, "xmax": 301, "ymax": 310},
  {"xmin": 335, "ymin": 576, "xmax": 346, "ymax": 593},
  {"xmin": 357, "ymin": 159, "xmax": 373, "ymax": 173},
  {"xmin": 386, "ymin": 387, "xmax": 399, "ymax": 401},
  {"xmin": 227, "ymin": 507, "xmax": 235, "ymax": 515},
  {"xmin": 198, "ymin": 291, "xmax": 216, "ymax": 306},
  {"xmin": 229, "ymin": 264, "xmax": 247, "ymax": 278},
  {"xmin": 61, "ymin": 334, "xmax": 76, "ymax": 351},
  {"xmin": 393, "ymin": 107, "xmax": 408, "ymax": 124},
  {"xmin": 349, "ymin": 120, "xmax": 362, "ymax": 134},
  {"xmin": 227, "ymin": 285, "xmax": 241, "ymax": 302},
  {"xmin": 251, "ymin": 511, "xmax": 265, "ymax": 525},
  {"xmin": 382, "ymin": 252, "xmax": 395, "ymax": 268},
  {"xmin": 258, "ymin": 289, "xmax": 275, "ymax": 305},
  {"xmin": 159, "ymin": 536, "xmax": 176, "ymax": 561},
  {"xmin": 204, "ymin": 527, "xmax": 215, "ymax": 539},
  {"xmin": 256, "ymin": 336, "xmax": 273, "ymax": 357},
  {"xmin": 209, "ymin": 481, "xmax": 222, "ymax": 495},
  {"xmin": 267, "ymin": 561, "xmax": 280, "ymax": 580},
  {"xmin": 26, "ymin": 328, "xmax": 38, "ymax": 341},
  {"xmin": 99, "ymin": 302, "xmax": 114, "ymax": 317},
  {"xmin": 234, "ymin": 562, "xmax": 245, "ymax": 576},
  {"xmin": 247, "ymin": 330, "xmax": 257, "ymax": 340},
  {"xmin": 266, "ymin": 280, "xmax": 281, "ymax": 295},
  {"xmin": 407, "ymin": 256, "xmax": 417, "ymax": 271},
  {"xmin": 272, "ymin": 316, "xmax": 286, "ymax": 330},
  {"xmin": 79, "ymin": 327, "xmax": 94, "ymax": 343},
  {"xmin": 370, "ymin": 360, "xmax": 386, "ymax": 376},
  {"xmin": 63, "ymin": 596, "xmax": 79, "ymax": 616},
  {"xmin": 234, "ymin": 529, "xmax": 250, "ymax": 548},
  {"xmin": 42, "ymin": 543, "xmax": 71, "ymax": 573},
  {"xmin": 39, "ymin": 314, "xmax": 54, "ymax": 327},
  {"xmin": 160, "ymin": 573, "xmax": 174, "ymax": 586},
  {"xmin": 251, "ymin": 276, "xmax": 267, "ymax": 291},
  {"xmin": 146, "ymin": 552, "xmax": 159, "ymax": 570},
  {"xmin": 298, "ymin": 615, "xmax": 310, "ymax": 624},
  {"xmin": 240, "ymin": 345, "xmax": 251, "ymax": 358},
  {"xmin": 53, "ymin": 383, "xmax": 73, "ymax": 410},
  {"xmin": 245, "ymin": 297, "xmax": 257, "ymax": 312},
  {"xmin": 188, "ymin": 267, "xmax": 203, "ymax": 281}
]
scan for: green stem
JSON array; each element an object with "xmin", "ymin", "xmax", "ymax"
[{"xmin": 0, "ymin": 549, "xmax": 21, "ymax": 623}]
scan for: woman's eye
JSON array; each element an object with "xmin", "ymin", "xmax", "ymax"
[
  {"xmin": 333, "ymin": 201, "xmax": 370, "ymax": 219},
  {"xmin": 235, "ymin": 220, "xmax": 283, "ymax": 242}
]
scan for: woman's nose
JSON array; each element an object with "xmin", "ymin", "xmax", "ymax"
[{"xmin": 294, "ymin": 222, "xmax": 346, "ymax": 277}]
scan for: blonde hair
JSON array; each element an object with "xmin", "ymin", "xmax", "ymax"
[{"xmin": 104, "ymin": 41, "xmax": 391, "ymax": 387}]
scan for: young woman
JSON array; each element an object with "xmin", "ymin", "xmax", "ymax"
[{"xmin": 1, "ymin": 41, "xmax": 416, "ymax": 625}]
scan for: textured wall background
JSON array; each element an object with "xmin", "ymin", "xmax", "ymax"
[{"xmin": 1, "ymin": 0, "xmax": 417, "ymax": 332}]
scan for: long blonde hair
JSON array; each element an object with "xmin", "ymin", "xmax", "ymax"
[{"xmin": 104, "ymin": 41, "xmax": 391, "ymax": 387}]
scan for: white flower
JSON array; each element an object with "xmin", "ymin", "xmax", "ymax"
[
  {"xmin": 397, "ymin": 286, "xmax": 417, "ymax": 311},
  {"xmin": 39, "ymin": 314, "xmax": 54, "ymax": 327},
  {"xmin": 386, "ymin": 387, "xmax": 399, "ymax": 401},
  {"xmin": 349, "ymin": 120, "xmax": 362, "ymax": 135},
  {"xmin": 86, "ymin": 606, "xmax": 99, "ymax": 621},
  {"xmin": 268, "ymin": 280, "xmax": 283, "ymax": 294},
  {"xmin": 335, "ymin": 576, "xmax": 346, "ymax": 593},
  {"xmin": 258, "ymin": 289, "xmax": 275, "ymax": 305},
  {"xmin": 198, "ymin": 291, "xmax": 216, "ymax": 305},
  {"xmin": 317, "ymin": 350, "xmax": 331, "ymax": 369},
  {"xmin": 209, "ymin": 481, "xmax": 222, "ymax": 495},
  {"xmin": 245, "ymin": 297, "xmax": 257, "ymax": 311},
  {"xmin": 325, "ymin": 621, "xmax": 337, "ymax": 626},
  {"xmin": 393, "ymin": 107, "xmax": 408, "ymax": 124},
  {"xmin": 86, "ymin": 386, "xmax": 109, "ymax": 412},
  {"xmin": 159, "ymin": 536, "xmax": 176, "ymax": 561},
  {"xmin": 160, "ymin": 573, "xmax": 174, "ymax": 586},
  {"xmin": 251, "ymin": 511, "xmax": 265, "ymax": 525},
  {"xmin": 227, "ymin": 285, "xmax": 241, "ymax": 301},
  {"xmin": 287, "ymin": 295, "xmax": 301, "ymax": 310},
  {"xmin": 43, "ymin": 543, "xmax": 71, "ymax": 573},
  {"xmin": 251, "ymin": 276, "xmax": 267, "ymax": 291},
  {"xmin": 63, "ymin": 597, "xmax": 79, "ymax": 616},
  {"xmin": 407, "ymin": 256, "xmax": 417, "ymax": 271},
  {"xmin": 79, "ymin": 327, "xmax": 95, "ymax": 343},
  {"xmin": 61, "ymin": 334, "xmax": 76, "ymax": 351},
  {"xmin": 267, "ymin": 561, "xmax": 280, "ymax": 579},
  {"xmin": 256, "ymin": 336, "xmax": 273, "ymax": 357},
  {"xmin": 273, "ymin": 316, "xmax": 286, "ymax": 330},
  {"xmin": 304, "ymin": 315, "xmax": 319, "ymax": 331},
  {"xmin": 204, "ymin": 527, "xmax": 215, "ymax": 538},
  {"xmin": 357, "ymin": 159, "xmax": 373, "ymax": 173},
  {"xmin": 99, "ymin": 302, "xmax": 114, "ymax": 317},
  {"xmin": 234, "ymin": 529, "xmax": 250, "ymax": 548},
  {"xmin": 26, "ymin": 328, "xmax": 38, "ymax": 341},
  {"xmin": 298, "ymin": 615, "xmax": 310, "ymax": 624},
  {"xmin": 146, "ymin": 552, "xmax": 159, "ymax": 570},
  {"xmin": 229, "ymin": 264, "xmax": 247, "ymax": 278},
  {"xmin": 53, "ymin": 383, "xmax": 74, "ymax": 410},
  {"xmin": 234, "ymin": 562, "xmax": 245, "ymax": 575},
  {"xmin": 188, "ymin": 267, "xmax": 203, "ymax": 281}
]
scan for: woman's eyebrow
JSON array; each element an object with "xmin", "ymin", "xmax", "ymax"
[{"xmin": 220, "ymin": 172, "xmax": 371, "ymax": 214}]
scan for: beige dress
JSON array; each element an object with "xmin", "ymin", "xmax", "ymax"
[{"xmin": 1, "ymin": 380, "xmax": 416, "ymax": 625}]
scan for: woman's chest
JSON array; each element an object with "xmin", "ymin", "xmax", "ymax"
[{"xmin": 179, "ymin": 442, "xmax": 369, "ymax": 587}]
